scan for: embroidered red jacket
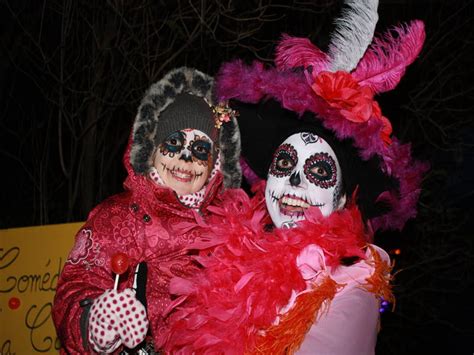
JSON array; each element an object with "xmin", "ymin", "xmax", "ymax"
[{"xmin": 52, "ymin": 148, "xmax": 227, "ymax": 354}]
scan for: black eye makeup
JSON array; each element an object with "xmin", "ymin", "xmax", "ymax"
[
  {"xmin": 160, "ymin": 131, "xmax": 185, "ymax": 157},
  {"xmin": 303, "ymin": 152, "xmax": 337, "ymax": 188},
  {"xmin": 269, "ymin": 143, "xmax": 298, "ymax": 177},
  {"xmin": 191, "ymin": 139, "xmax": 211, "ymax": 161}
]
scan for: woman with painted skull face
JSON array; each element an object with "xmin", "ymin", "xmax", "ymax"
[
  {"xmin": 52, "ymin": 67, "xmax": 241, "ymax": 354},
  {"xmin": 266, "ymin": 130, "xmax": 346, "ymax": 228},
  {"xmin": 236, "ymin": 103, "xmax": 400, "ymax": 354},
  {"xmin": 161, "ymin": 2, "xmax": 427, "ymax": 354}
]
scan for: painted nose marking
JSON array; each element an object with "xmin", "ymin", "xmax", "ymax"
[
  {"xmin": 180, "ymin": 152, "xmax": 193, "ymax": 162},
  {"xmin": 289, "ymin": 171, "xmax": 301, "ymax": 186}
]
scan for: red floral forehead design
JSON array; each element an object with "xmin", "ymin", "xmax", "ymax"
[{"xmin": 216, "ymin": 0, "xmax": 428, "ymax": 231}]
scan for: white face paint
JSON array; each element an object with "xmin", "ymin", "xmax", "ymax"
[
  {"xmin": 265, "ymin": 132, "xmax": 345, "ymax": 228},
  {"xmin": 153, "ymin": 128, "xmax": 213, "ymax": 195}
]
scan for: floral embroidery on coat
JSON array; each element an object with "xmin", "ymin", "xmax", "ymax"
[
  {"xmin": 67, "ymin": 228, "xmax": 93, "ymax": 265},
  {"xmin": 67, "ymin": 228, "xmax": 104, "ymax": 270}
]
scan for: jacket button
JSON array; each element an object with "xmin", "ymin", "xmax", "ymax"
[
  {"xmin": 131, "ymin": 203, "xmax": 139, "ymax": 212},
  {"xmin": 143, "ymin": 214, "xmax": 151, "ymax": 223}
]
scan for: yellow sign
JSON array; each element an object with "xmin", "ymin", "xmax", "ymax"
[{"xmin": 0, "ymin": 222, "xmax": 83, "ymax": 355}]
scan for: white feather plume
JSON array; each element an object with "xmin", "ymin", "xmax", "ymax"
[{"xmin": 328, "ymin": 0, "xmax": 379, "ymax": 72}]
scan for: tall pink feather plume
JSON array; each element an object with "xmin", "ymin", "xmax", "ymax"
[
  {"xmin": 352, "ymin": 20, "xmax": 425, "ymax": 94},
  {"xmin": 275, "ymin": 34, "xmax": 329, "ymax": 74}
]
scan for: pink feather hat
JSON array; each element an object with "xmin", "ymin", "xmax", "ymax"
[{"xmin": 216, "ymin": 14, "xmax": 428, "ymax": 231}]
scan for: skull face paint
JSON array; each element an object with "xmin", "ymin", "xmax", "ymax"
[
  {"xmin": 265, "ymin": 132, "xmax": 344, "ymax": 228},
  {"xmin": 154, "ymin": 129, "xmax": 213, "ymax": 195}
]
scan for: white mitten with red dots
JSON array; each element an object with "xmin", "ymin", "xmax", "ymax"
[{"xmin": 88, "ymin": 289, "xmax": 148, "ymax": 353}]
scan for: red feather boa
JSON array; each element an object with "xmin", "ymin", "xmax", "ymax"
[{"xmin": 160, "ymin": 189, "xmax": 369, "ymax": 354}]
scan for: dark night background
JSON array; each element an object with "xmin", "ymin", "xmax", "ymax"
[{"xmin": 1, "ymin": 0, "xmax": 473, "ymax": 354}]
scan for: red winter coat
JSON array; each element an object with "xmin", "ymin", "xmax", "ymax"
[{"xmin": 52, "ymin": 147, "xmax": 228, "ymax": 354}]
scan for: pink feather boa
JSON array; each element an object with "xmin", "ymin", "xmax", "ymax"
[{"xmin": 160, "ymin": 189, "xmax": 369, "ymax": 354}]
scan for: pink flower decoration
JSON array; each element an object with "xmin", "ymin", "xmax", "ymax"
[
  {"xmin": 213, "ymin": 102, "xmax": 237, "ymax": 129},
  {"xmin": 68, "ymin": 229, "xmax": 93, "ymax": 264},
  {"xmin": 220, "ymin": 113, "xmax": 230, "ymax": 123}
]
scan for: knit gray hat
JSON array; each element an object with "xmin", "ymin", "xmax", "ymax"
[
  {"xmin": 156, "ymin": 93, "xmax": 217, "ymax": 145},
  {"xmin": 130, "ymin": 67, "xmax": 242, "ymax": 189}
]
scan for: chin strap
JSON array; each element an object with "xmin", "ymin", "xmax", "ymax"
[
  {"xmin": 131, "ymin": 262, "xmax": 150, "ymax": 354},
  {"xmin": 79, "ymin": 298, "xmax": 93, "ymax": 350},
  {"xmin": 133, "ymin": 262, "xmax": 148, "ymax": 310}
]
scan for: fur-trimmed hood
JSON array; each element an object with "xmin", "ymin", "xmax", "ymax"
[{"xmin": 130, "ymin": 67, "xmax": 241, "ymax": 189}]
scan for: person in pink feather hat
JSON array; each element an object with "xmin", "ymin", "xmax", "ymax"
[{"xmin": 160, "ymin": 1, "xmax": 428, "ymax": 354}]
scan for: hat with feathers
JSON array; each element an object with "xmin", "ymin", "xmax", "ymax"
[{"xmin": 216, "ymin": 0, "xmax": 428, "ymax": 231}]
